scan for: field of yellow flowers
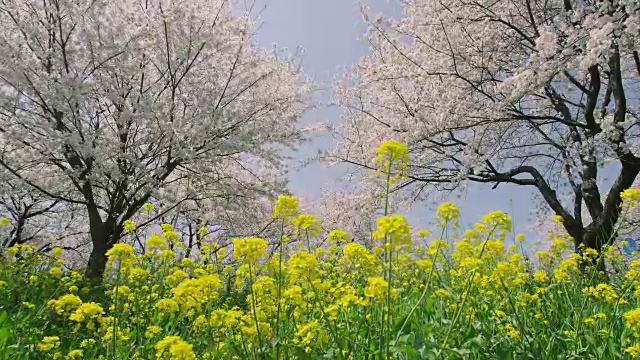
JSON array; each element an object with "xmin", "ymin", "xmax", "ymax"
[{"xmin": 2, "ymin": 141, "xmax": 640, "ymax": 359}]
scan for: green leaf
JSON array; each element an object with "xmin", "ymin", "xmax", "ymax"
[{"xmin": 392, "ymin": 313, "xmax": 410, "ymax": 334}]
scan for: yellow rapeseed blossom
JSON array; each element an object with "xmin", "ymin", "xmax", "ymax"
[
  {"xmin": 51, "ymin": 247, "xmax": 63, "ymax": 257},
  {"xmin": 69, "ymin": 302, "xmax": 104, "ymax": 330},
  {"xmin": 128, "ymin": 267, "xmax": 150, "ymax": 282},
  {"xmin": 210, "ymin": 308, "xmax": 244, "ymax": 330},
  {"xmin": 155, "ymin": 335, "xmax": 196, "ymax": 360},
  {"xmin": 493, "ymin": 310, "xmax": 507, "ymax": 319},
  {"xmin": 283, "ymin": 285, "xmax": 305, "ymax": 307},
  {"xmin": 293, "ymin": 214, "xmax": 322, "ymax": 237},
  {"xmin": 287, "ymin": 251, "xmax": 318, "ymax": 283},
  {"xmin": 7, "ymin": 188, "xmax": 640, "ymax": 359},
  {"xmin": 106, "ymin": 243, "xmax": 135, "ymax": 259},
  {"xmin": 7, "ymin": 244, "xmax": 32, "ymax": 256},
  {"xmin": 549, "ymin": 238, "xmax": 570, "ymax": 255},
  {"xmin": 503, "ymin": 323, "xmax": 520, "ymax": 340},
  {"xmin": 48, "ymin": 294, "xmax": 83, "ymax": 316},
  {"xmin": 626, "ymin": 343, "xmax": 640, "ymax": 358},
  {"xmin": 343, "ymin": 242, "xmax": 368, "ymax": 260},
  {"xmin": 364, "ymin": 276, "xmax": 391, "ymax": 300},
  {"xmin": 164, "ymin": 232, "xmax": 181, "ymax": 246},
  {"xmin": 123, "ymin": 219, "xmax": 137, "ymax": 233},
  {"xmin": 327, "ymin": 229, "xmax": 350, "ymax": 244},
  {"xmin": 482, "ymin": 210, "xmax": 512, "ymax": 233},
  {"xmin": 628, "ymin": 259, "xmax": 640, "ymax": 275},
  {"xmin": 273, "ymin": 194, "xmax": 299, "ymax": 220},
  {"xmin": 533, "ymin": 271, "xmax": 549, "ymax": 282},
  {"xmin": 342, "ymin": 243, "xmax": 381, "ymax": 273},
  {"xmin": 372, "ymin": 214, "xmax": 411, "ymax": 247},
  {"xmin": 582, "ymin": 247, "xmax": 599, "ymax": 262},
  {"xmin": 436, "ymin": 202, "xmax": 460, "ymax": 222},
  {"xmin": 145, "ymin": 325, "xmax": 162, "ymax": 339},
  {"xmin": 193, "ymin": 314, "xmax": 210, "ymax": 333},
  {"xmin": 66, "ymin": 349, "xmax": 83, "ymax": 359},
  {"xmin": 37, "ymin": 336, "xmax": 60, "ymax": 352},
  {"xmin": 582, "ymin": 283, "xmax": 620, "ymax": 305},
  {"xmin": 166, "ymin": 269, "xmax": 189, "ymax": 287},
  {"xmin": 621, "ymin": 188, "xmax": 640, "ymax": 207},
  {"xmin": 171, "ymin": 275, "xmax": 222, "ymax": 312},
  {"xmin": 374, "ymin": 140, "xmax": 410, "ymax": 167},
  {"xmin": 22, "ymin": 301, "xmax": 35, "ymax": 309},
  {"xmin": 624, "ymin": 308, "xmax": 640, "ymax": 332},
  {"xmin": 79, "ymin": 339, "xmax": 96, "ymax": 348},
  {"xmin": 535, "ymin": 251, "xmax": 552, "ymax": 263},
  {"xmin": 156, "ymin": 298, "xmax": 180, "ymax": 314},
  {"xmin": 48, "ymin": 266, "xmax": 63, "ymax": 277},
  {"xmin": 427, "ymin": 239, "xmax": 447, "ymax": 256},
  {"xmin": 293, "ymin": 320, "xmax": 329, "ymax": 352},
  {"xmin": 484, "ymin": 240, "xmax": 505, "ymax": 258},
  {"xmin": 435, "ymin": 289, "xmax": 451, "ymax": 298},
  {"xmin": 143, "ymin": 202, "xmax": 156, "ymax": 212},
  {"xmin": 146, "ymin": 233, "xmax": 168, "ymax": 252},
  {"xmin": 233, "ymin": 237, "xmax": 268, "ymax": 264},
  {"xmin": 102, "ymin": 325, "xmax": 131, "ymax": 342},
  {"xmin": 583, "ymin": 313, "xmax": 606, "ymax": 326}
]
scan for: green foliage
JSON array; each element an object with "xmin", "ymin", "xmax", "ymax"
[
  {"xmin": 0, "ymin": 210, "xmax": 639, "ymax": 359},
  {"xmin": 0, "ymin": 143, "xmax": 638, "ymax": 359}
]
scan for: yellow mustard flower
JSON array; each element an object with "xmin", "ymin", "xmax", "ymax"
[
  {"xmin": 145, "ymin": 325, "xmax": 162, "ymax": 339},
  {"xmin": 155, "ymin": 335, "xmax": 196, "ymax": 360},
  {"xmin": 533, "ymin": 270, "xmax": 549, "ymax": 282},
  {"xmin": 233, "ymin": 237, "xmax": 268, "ymax": 264},
  {"xmin": 328, "ymin": 229, "xmax": 350, "ymax": 244},
  {"xmin": 69, "ymin": 302, "xmax": 104, "ymax": 330},
  {"xmin": 621, "ymin": 188, "xmax": 640, "ymax": 207},
  {"xmin": 37, "ymin": 336, "xmax": 60, "ymax": 352},
  {"xmin": 436, "ymin": 202, "xmax": 460, "ymax": 222},
  {"xmin": 372, "ymin": 214, "xmax": 411, "ymax": 247},
  {"xmin": 106, "ymin": 243, "xmax": 135, "ymax": 259},
  {"xmin": 273, "ymin": 194, "xmax": 299, "ymax": 220},
  {"xmin": 143, "ymin": 202, "xmax": 156, "ymax": 212},
  {"xmin": 123, "ymin": 219, "xmax": 136, "ymax": 233},
  {"xmin": 48, "ymin": 294, "xmax": 83, "ymax": 316},
  {"xmin": 624, "ymin": 308, "xmax": 640, "ymax": 331},
  {"xmin": 364, "ymin": 276, "xmax": 392, "ymax": 300},
  {"xmin": 374, "ymin": 139, "xmax": 410, "ymax": 167},
  {"xmin": 66, "ymin": 349, "xmax": 83, "ymax": 359}
]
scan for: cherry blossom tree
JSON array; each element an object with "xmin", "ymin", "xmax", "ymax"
[
  {"xmin": 150, "ymin": 192, "xmax": 282, "ymax": 259},
  {"xmin": 0, "ymin": 0, "xmax": 310, "ymax": 278},
  {"xmin": 331, "ymin": 0, "xmax": 640, "ymax": 267},
  {"xmin": 0, "ymin": 152, "xmax": 88, "ymax": 253},
  {"xmin": 297, "ymin": 188, "xmax": 380, "ymax": 243}
]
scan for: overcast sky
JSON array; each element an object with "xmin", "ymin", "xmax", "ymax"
[{"xmin": 249, "ymin": 0, "xmax": 539, "ymax": 240}]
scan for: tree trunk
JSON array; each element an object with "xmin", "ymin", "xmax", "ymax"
[
  {"xmin": 570, "ymin": 223, "xmax": 616, "ymax": 274},
  {"xmin": 566, "ymin": 223, "xmax": 608, "ymax": 274},
  {"xmin": 84, "ymin": 206, "xmax": 121, "ymax": 280},
  {"xmin": 84, "ymin": 227, "xmax": 121, "ymax": 280},
  {"xmin": 85, "ymin": 237, "xmax": 110, "ymax": 280}
]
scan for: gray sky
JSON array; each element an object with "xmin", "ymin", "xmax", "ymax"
[{"xmin": 250, "ymin": 0, "xmax": 539, "ymax": 240}]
